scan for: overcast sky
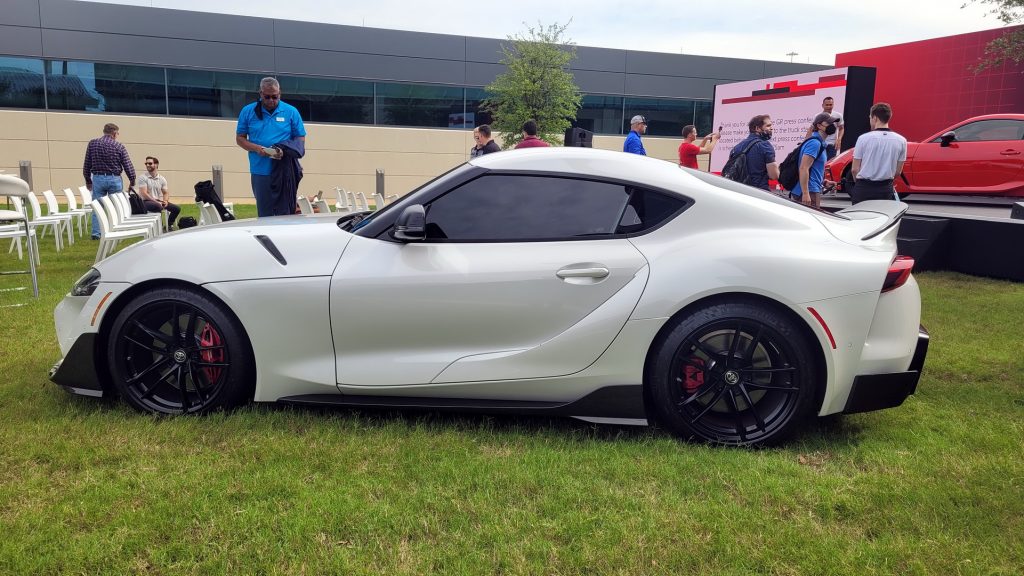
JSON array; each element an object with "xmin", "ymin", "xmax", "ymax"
[{"xmin": 80, "ymin": 0, "xmax": 1008, "ymax": 65}]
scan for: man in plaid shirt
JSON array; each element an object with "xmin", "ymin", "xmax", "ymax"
[{"xmin": 83, "ymin": 123, "xmax": 136, "ymax": 239}]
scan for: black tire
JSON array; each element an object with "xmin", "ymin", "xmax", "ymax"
[
  {"xmin": 107, "ymin": 286, "xmax": 255, "ymax": 415},
  {"xmin": 648, "ymin": 301, "xmax": 819, "ymax": 447}
]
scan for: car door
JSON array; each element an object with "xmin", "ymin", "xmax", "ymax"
[
  {"xmin": 908, "ymin": 119, "xmax": 1024, "ymax": 194},
  {"xmin": 329, "ymin": 174, "xmax": 682, "ymax": 387}
]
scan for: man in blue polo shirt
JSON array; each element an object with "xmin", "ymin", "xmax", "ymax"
[{"xmin": 235, "ymin": 77, "xmax": 306, "ymax": 217}]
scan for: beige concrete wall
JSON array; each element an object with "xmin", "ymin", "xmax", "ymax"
[{"xmin": 0, "ymin": 110, "xmax": 708, "ymax": 203}]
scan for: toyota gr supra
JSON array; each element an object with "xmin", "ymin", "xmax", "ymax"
[
  {"xmin": 827, "ymin": 113, "xmax": 1024, "ymax": 198},
  {"xmin": 52, "ymin": 148, "xmax": 928, "ymax": 446}
]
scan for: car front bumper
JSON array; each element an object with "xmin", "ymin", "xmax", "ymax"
[{"xmin": 843, "ymin": 325, "xmax": 929, "ymax": 414}]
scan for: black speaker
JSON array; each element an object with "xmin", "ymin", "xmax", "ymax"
[{"xmin": 564, "ymin": 127, "xmax": 593, "ymax": 147}]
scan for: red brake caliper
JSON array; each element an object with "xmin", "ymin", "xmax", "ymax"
[
  {"xmin": 199, "ymin": 324, "xmax": 224, "ymax": 384},
  {"xmin": 682, "ymin": 358, "xmax": 705, "ymax": 393}
]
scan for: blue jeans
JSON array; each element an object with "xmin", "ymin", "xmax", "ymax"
[
  {"xmin": 251, "ymin": 174, "xmax": 274, "ymax": 217},
  {"xmin": 91, "ymin": 174, "xmax": 123, "ymax": 238}
]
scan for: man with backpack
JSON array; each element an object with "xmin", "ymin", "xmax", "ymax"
[
  {"xmin": 789, "ymin": 113, "xmax": 837, "ymax": 208},
  {"xmin": 723, "ymin": 115, "xmax": 778, "ymax": 190}
]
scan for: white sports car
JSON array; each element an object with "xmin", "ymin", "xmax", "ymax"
[{"xmin": 51, "ymin": 148, "xmax": 928, "ymax": 446}]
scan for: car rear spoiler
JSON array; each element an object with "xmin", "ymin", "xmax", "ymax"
[{"xmin": 836, "ymin": 201, "xmax": 910, "ymax": 241}]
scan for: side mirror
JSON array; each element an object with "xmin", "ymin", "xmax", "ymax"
[
  {"xmin": 392, "ymin": 204, "xmax": 426, "ymax": 241},
  {"xmin": 940, "ymin": 131, "xmax": 956, "ymax": 147}
]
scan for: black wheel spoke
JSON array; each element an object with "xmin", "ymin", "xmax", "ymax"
[
  {"xmin": 738, "ymin": 384, "xmax": 767, "ymax": 433},
  {"xmin": 126, "ymin": 356, "xmax": 171, "ymax": 385},
  {"xmin": 131, "ymin": 319, "xmax": 174, "ymax": 346},
  {"xmin": 188, "ymin": 364, "xmax": 209, "ymax": 402},
  {"xmin": 727, "ymin": 325, "xmax": 743, "ymax": 362},
  {"xmin": 124, "ymin": 335, "xmax": 167, "ymax": 355},
  {"xmin": 184, "ymin": 310, "xmax": 197, "ymax": 346},
  {"xmin": 177, "ymin": 366, "xmax": 190, "ymax": 411},
  {"xmin": 742, "ymin": 326, "xmax": 763, "ymax": 365},
  {"xmin": 744, "ymin": 381, "xmax": 800, "ymax": 393},
  {"xmin": 678, "ymin": 375, "xmax": 720, "ymax": 407},
  {"xmin": 139, "ymin": 363, "xmax": 178, "ymax": 399},
  {"xmin": 739, "ymin": 366, "xmax": 796, "ymax": 374},
  {"xmin": 691, "ymin": 385, "xmax": 728, "ymax": 423},
  {"xmin": 724, "ymin": 392, "xmax": 748, "ymax": 441},
  {"xmin": 687, "ymin": 337, "xmax": 722, "ymax": 362}
]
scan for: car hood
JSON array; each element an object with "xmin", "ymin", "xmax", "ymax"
[{"xmin": 95, "ymin": 214, "xmax": 354, "ymax": 284}]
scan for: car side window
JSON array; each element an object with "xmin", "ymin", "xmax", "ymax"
[
  {"xmin": 946, "ymin": 120, "xmax": 1024, "ymax": 142},
  {"xmin": 421, "ymin": 175, "xmax": 684, "ymax": 241}
]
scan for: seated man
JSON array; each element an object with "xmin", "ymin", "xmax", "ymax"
[{"xmin": 137, "ymin": 156, "xmax": 181, "ymax": 230}]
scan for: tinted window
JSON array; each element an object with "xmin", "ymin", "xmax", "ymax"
[
  {"xmin": 168, "ymin": 69, "xmax": 261, "ymax": 118},
  {"xmin": 694, "ymin": 100, "xmax": 714, "ymax": 136},
  {"xmin": 0, "ymin": 57, "xmax": 46, "ymax": 109},
  {"xmin": 625, "ymin": 97, "xmax": 697, "ymax": 136},
  {"xmin": 465, "ymin": 87, "xmax": 493, "ymax": 127},
  {"xmin": 376, "ymin": 83, "xmax": 465, "ymax": 128},
  {"xmin": 47, "ymin": 61, "xmax": 166, "ymax": 114},
  {"xmin": 573, "ymin": 94, "xmax": 625, "ymax": 135},
  {"xmin": 280, "ymin": 76, "xmax": 373, "ymax": 124},
  {"xmin": 953, "ymin": 119, "xmax": 1024, "ymax": 142},
  {"xmin": 422, "ymin": 175, "xmax": 683, "ymax": 241}
]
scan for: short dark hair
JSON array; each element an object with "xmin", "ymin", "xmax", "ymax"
[
  {"xmin": 681, "ymin": 125, "xmax": 697, "ymax": 138},
  {"xmin": 145, "ymin": 156, "xmax": 159, "ymax": 165},
  {"xmin": 476, "ymin": 124, "xmax": 492, "ymax": 137},
  {"xmin": 823, "ymin": 96, "xmax": 834, "ymax": 103},
  {"xmin": 522, "ymin": 120, "xmax": 538, "ymax": 136},
  {"xmin": 748, "ymin": 115, "xmax": 770, "ymax": 133},
  {"xmin": 870, "ymin": 102, "xmax": 892, "ymax": 123},
  {"xmin": 103, "ymin": 123, "xmax": 119, "ymax": 135}
]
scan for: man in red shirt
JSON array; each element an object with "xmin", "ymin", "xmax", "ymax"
[
  {"xmin": 678, "ymin": 124, "xmax": 720, "ymax": 170},
  {"xmin": 514, "ymin": 120, "xmax": 551, "ymax": 149}
]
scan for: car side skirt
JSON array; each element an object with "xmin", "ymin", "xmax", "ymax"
[
  {"xmin": 843, "ymin": 326, "xmax": 929, "ymax": 414},
  {"xmin": 277, "ymin": 384, "xmax": 646, "ymax": 420},
  {"xmin": 49, "ymin": 333, "xmax": 106, "ymax": 398}
]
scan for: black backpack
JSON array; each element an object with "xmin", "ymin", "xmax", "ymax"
[
  {"xmin": 778, "ymin": 137, "xmax": 827, "ymax": 191},
  {"xmin": 721, "ymin": 138, "xmax": 760, "ymax": 185}
]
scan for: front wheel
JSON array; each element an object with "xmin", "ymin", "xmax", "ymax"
[
  {"xmin": 648, "ymin": 301, "xmax": 820, "ymax": 446},
  {"xmin": 107, "ymin": 286, "xmax": 255, "ymax": 415}
]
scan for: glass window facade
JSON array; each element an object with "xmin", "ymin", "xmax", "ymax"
[
  {"xmin": 168, "ymin": 69, "xmax": 260, "ymax": 118},
  {"xmin": 0, "ymin": 57, "xmax": 46, "ymax": 109},
  {"xmin": 46, "ymin": 60, "xmax": 165, "ymax": 114},
  {"xmin": 0, "ymin": 56, "xmax": 713, "ymax": 138},
  {"xmin": 376, "ymin": 83, "xmax": 466, "ymax": 129},
  {"xmin": 574, "ymin": 95, "xmax": 625, "ymax": 135},
  {"xmin": 280, "ymin": 76, "xmax": 374, "ymax": 124}
]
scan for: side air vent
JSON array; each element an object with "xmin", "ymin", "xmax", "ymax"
[{"xmin": 254, "ymin": 235, "xmax": 287, "ymax": 265}]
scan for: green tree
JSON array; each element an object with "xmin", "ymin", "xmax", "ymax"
[
  {"xmin": 483, "ymin": 22, "xmax": 582, "ymax": 149},
  {"xmin": 967, "ymin": 0, "xmax": 1024, "ymax": 70}
]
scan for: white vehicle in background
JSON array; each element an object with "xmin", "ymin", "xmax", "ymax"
[{"xmin": 51, "ymin": 148, "xmax": 928, "ymax": 447}]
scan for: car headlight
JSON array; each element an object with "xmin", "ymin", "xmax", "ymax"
[{"xmin": 71, "ymin": 268, "xmax": 101, "ymax": 297}]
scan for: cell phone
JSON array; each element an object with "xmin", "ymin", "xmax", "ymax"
[
  {"xmin": 262, "ymin": 146, "xmax": 278, "ymax": 157},
  {"xmin": 316, "ymin": 190, "xmax": 323, "ymax": 201}
]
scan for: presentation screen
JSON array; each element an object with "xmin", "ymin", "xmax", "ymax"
[{"xmin": 709, "ymin": 68, "xmax": 851, "ymax": 174}]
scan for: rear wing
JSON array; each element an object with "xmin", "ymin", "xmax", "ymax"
[{"xmin": 836, "ymin": 201, "xmax": 910, "ymax": 240}]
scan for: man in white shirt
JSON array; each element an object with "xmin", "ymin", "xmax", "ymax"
[
  {"xmin": 136, "ymin": 156, "xmax": 181, "ymax": 230},
  {"xmin": 850, "ymin": 102, "xmax": 908, "ymax": 204}
]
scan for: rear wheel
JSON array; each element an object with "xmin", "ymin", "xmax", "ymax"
[
  {"xmin": 648, "ymin": 301, "xmax": 819, "ymax": 446},
  {"xmin": 107, "ymin": 287, "xmax": 255, "ymax": 415}
]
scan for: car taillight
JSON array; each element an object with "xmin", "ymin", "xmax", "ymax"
[{"xmin": 882, "ymin": 256, "xmax": 914, "ymax": 293}]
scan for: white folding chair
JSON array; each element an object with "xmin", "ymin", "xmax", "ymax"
[
  {"xmin": 0, "ymin": 175, "xmax": 39, "ymax": 299},
  {"xmin": 20, "ymin": 193, "xmax": 64, "ymax": 252},
  {"xmin": 94, "ymin": 196, "xmax": 152, "ymax": 262},
  {"xmin": 335, "ymin": 187, "xmax": 352, "ymax": 212},
  {"xmin": 110, "ymin": 193, "xmax": 161, "ymax": 236},
  {"xmin": 297, "ymin": 196, "xmax": 315, "ymax": 215},
  {"xmin": 41, "ymin": 189, "xmax": 77, "ymax": 245},
  {"xmin": 202, "ymin": 203, "xmax": 223, "ymax": 224},
  {"xmin": 99, "ymin": 196, "xmax": 160, "ymax": 237},
  {"xmin": 61, "ymin": 188, "xmax": 90, "ymax": 238}
]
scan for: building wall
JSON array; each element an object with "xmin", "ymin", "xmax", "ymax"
[
  {"xmin": 836, "ymin": 27, "xmax": 1024, "ymax": 142},
  {"xmin": 0, "ymin": 110, "xmax": 700, "ymax": 203}
]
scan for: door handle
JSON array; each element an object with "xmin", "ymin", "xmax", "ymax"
[
  {"xmin": 1000, "ymin": 150, "xmax": 1020, "ymax": 155},
  {"xmin": 556, "ymin": 267, "xmax": 609, "ymax": 279}
]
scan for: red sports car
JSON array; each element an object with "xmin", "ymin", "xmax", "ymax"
[{"xmin": 826, "ymin": 114, "xmax": 1024, "ymax": 198}]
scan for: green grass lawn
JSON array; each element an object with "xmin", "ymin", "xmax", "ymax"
[{"xmin": 1, "ymin": 209, "xmax": 1022, "ymax": 574}]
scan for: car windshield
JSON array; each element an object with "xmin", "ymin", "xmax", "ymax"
[
  {"xmin": 347, "ymin": 163, "xmax": 475, "ymax": 234},
  {"xmin": 683, "ymin": 168, "xmax": 849, "ymax": 220}
]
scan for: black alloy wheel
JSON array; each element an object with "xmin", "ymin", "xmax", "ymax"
[
  {"xmin": 649, "ymin": 302, "xmax": 818, "ymax": 446},
  {"xmin": 108, "ymin": 287, "xmax": 254, "ymax": 415}
]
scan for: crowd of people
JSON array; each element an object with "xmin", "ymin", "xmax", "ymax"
[{"xmin": 80, "ymin": 78, "xmax": 907, "ymax": 227}]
